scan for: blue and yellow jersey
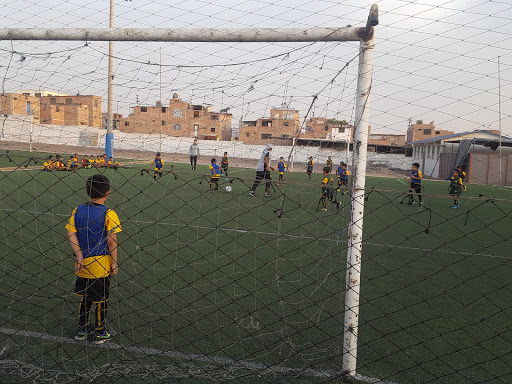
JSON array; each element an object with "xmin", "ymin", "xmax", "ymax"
[
  {"xmin": 154, "ymin": 157, "xmax": 163, "ymax": 170},
  {"xmin": 68, "ymin": 159, "xmax": 75, "ymax": 168},
  {"xmin": 42, "ymin": 160, "xmax": 53, "ymax": 170},
  {"xmin": 210, "ymin": 163, "xmax": 221, "ymax": 178},
  {"xmin": 307, "ymin": 160, "xmax": 314, "ymax": 171},
  {"xmin": 221, "ymin": 156, "xmax": 229, "ymax": 167},
  {"xmin": 411, "ymin": 170, "xmax": 422, "ymax": 184},
  {"xmin": 326, "ymin": 159, "xmax": 333, "ymax": 168},
  {"xmin": 277, "ymin": 162, "xmax": 287, "ymax": 174},
  {"xmin": 66, "ymin": 203, "xmax": 122, "ymax": 279},
  {"xmin": 337, "ymin": 166, "xmax": 349, "ymax": 180}
]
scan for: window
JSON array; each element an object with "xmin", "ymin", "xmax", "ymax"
[
  {"xmin": 162, "ymin": 120, "xmax": 166, "ymax": 126},
  {"xmin": 261, "ymin": 133, "xmax": 272, "ymax": 139},
  {"xmin": 210, "ymin": 114, "xmax": 218, "ymax": 120},
  {"xmin": 124, "ymin": 122, "xmax": 130, "ymax": 127},
  {"xmin": 436, "ymin": 131, "xmax": 440, "ymax": 134},
  {"xmin": 338, "ymin": 127, "xmax": 345, "ymax": 133},
  {"xmin": 324, "ymin": 125, "xmax": 329, "ymax": 131},
  {"xmin": 245, "ymin": 132, "xmax": 250, "ymax": 137},
  {"xmin": 161, "ymin": 107, "xmax": 167, "ymax": 113},
  {"xmin": 35, "ymin": 93, "xmax": 41, "ymax": 98},
  {"xmin": 174, "ymin": 123, "xmax": 181, "ymax": 130},
  {"xmin": 194, "ymin": 124, "xmax": 199, "ymax": 132},
  {"xmin": 423, "ymin": 129, "xmax": 432, "ymax": 135},
  {"xmin": 173, "ymin": 109, "xmax": 182, "ymax": 118},
  {"xmin": 22, "ymin": 93, "xmax": 30, "ymax": 96},
  {"xmin": 66, "ymin": 98, "xmax": 72, "ymax": 105},
  {"xmin": 283, "ymin": 122, "xmax": 289, "ymax": 127},
  {"xmin": 56, "ymin": 106, "xmax": 60, "ymax": 112},
  {"xmin": 141, "ymin": 107, "xmax": 148, "ymax": 112},
  {"xmin": 210, "ymin": 127, "xmax": 215, "ymax": 133},
  {"xmin": 194, "ymin": 111, "xmax": 200, "ymax": 118}
]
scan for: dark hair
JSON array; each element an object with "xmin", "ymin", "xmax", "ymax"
[
  {"xmin": 412, "ymin": 163, "xmax": 420, "ymax": 168},
  {"xmin": 49, "ymin": 155, "xmax": 54, "ymax": 159},
  {"xmin": 323, "ymin": 167, "xmax": 331, "ymax": 173},
  {"xmin": 86, "ymin": 174, "xmax": 111, "ymax": 199},
  {"xmin": 453, "ymin": 169, "xmax": 459, "ymax": 175},
  {"xmin": 211, "ymin": 158, "xmax": 216, "ymax": 163},
  {"xmin": 156, "ymin": 152, "xmax": 161, "ymax": 156}
]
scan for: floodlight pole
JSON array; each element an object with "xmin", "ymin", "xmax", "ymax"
[
  {"xmin": 105, "ymin": 0, "xmax": 114, "ymax": 160},
  {"xmin": 342, "ymin": 4, "xmax": 377, "ymax": 377}
]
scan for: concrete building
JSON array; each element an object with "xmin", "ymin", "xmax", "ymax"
[
  {"xmin": 406, "ymin": 119, "xmax": 453, "ymax": 144},
  {"xmin": 240, "ymin": 108, "xmax": 300, "ymax": 145},
  {"xmin": 0, "ymin": 93, "xmax": 40, "ymax": 123},
  {"xmin": 411, "ymin": 130, "xmax": 512, "ymax": 184},
  {"xmin": 40, "ymin": 95, "xmax": 102, "ymax": 127},
  {"xmin": 119, "ymin": 93, "xmax": 232, "ymax": 140}
]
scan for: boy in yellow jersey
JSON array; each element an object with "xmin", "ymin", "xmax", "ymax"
[
  {"xmin": 55, "ymin": 155, "xmax": 67, "ymax": 171},
  {"xmin": 151, "ymin": 152, "xmax": 164, "ymax": 182},
  {"xmin": 89, "ymin": 155, "xmax": 96, "ymax": 168},
  {"xmin": 407, "ymin": 163, "xmax": 423, "ymax": 206},
  {"xmin": 306, "ymin": 156, "xmax": 314, "ymax": 179},
  {"xmin": 220, "ymin": 152, "xmax": 229, "ymax": 179},
  {"xmin": 320, "ymin": 167, "xmax": 339, "ymax": 211},
  {"xmin": 456, "ymin": 166, "xmax": 467, "ymax": 191},
  {"xmin": 449, "ymin": 169, "xmax": 463, "ymax": 209},
  {"xmin": 42, "ymin": 156, "xmax": 54, "ymax": 171},
  {"xmin": 276, "ymin": 157, "xmax": 290, "ymax": 185},
  {"xmin": 95, "ymin": 155, "xmax": 105, "ymax": 168},
  {"xmin": 209, "ymin": 158, "xmax": 221, "ymax": 191},
  {"xmin": 66, "ymin": 174, "xmax": 122, "ymax": 343},
  {"xmin": 326, "ymin": 156, "xmax": 333, "ymax": 172},
  {"xmin": 68, "ymin": 155, "xmax": 78, "ymax": 171}
]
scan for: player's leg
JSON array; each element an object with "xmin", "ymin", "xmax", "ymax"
[
  {"xmin": 250, "ymin": 171, "xmax": 263, "ymax": 195},
  {"xmin": 190, "ymin": 156, "xmax": 194, "ymax": 169},
  {"xmin": 193, "ymin": 156, "xmax": 198, "ymax": 170},
  {"xmin": 320, "ymin": 190, "xmax": 327, "ymax": 211},
  {"xmin": 264, "ymin": 171, "xmax": 272, "ymax": 196},
  {"xmin": 86, "ymin": 276, "xmax": 112, "ymax": 343},
  {"xmin": 159, "ymin": 169, "xmax": 163, "ymax": 178},
  {"xmin": 154, "ymin": 171, "xmax": 158, "ymax": 181},
  {"xmin": 407, "ymin": 186, "xmax": 415, "ymax": 205},
  {"xmin": 415, "ymin": 186, "xmax": 423, "ymax": 204},
  {"xmin": 74, "ymin": 277, "xmax": 94, "ymax": 340}
]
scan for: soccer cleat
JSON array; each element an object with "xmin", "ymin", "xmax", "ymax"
[
  {"xmin": 249, "ymin": 190, "xmax": 256, "ymax": 197},
  {"xmin": 320, "ymin": 207, "xmax": 328, "ymax": 211},
  {"xmin": 407, "ymin": 201, "xmax": 414, "ymax": 205},
  {"xmin": 93, "ymin": 330, "xmax": 112, "ymax": 344},
  {"xmin": 452, "ymin": 203, "xmax": 459, "ymax": 209},
  {"xmin": 75, "ymin": 325, "xmax": 94, "ymax": 341},
  {"xmin": 336, "ymin": 202, "xmax": 341, "ymax": 209},
  {"xmin": 419, "ymin": 202, "xmax": 423, "ymax": 206},
  {"xmin": 264, "ymin": 193, "xmax": 271, "ymax": 197}
]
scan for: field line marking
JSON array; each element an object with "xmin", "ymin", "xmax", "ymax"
[
  {"xmin": 396, "ymin": 178, "xmax": 407, "ymax": 185},
  {"xmin": 0, "ymin": 327, "xmax": 397, "ymax": 383},
  {"xmin": 0, "ymin": 207, "xmax": 509, "ymax": 260}
]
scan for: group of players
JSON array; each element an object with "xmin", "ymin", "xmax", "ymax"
[
  {"xmin": 407, "ymin": 163, "xmax": 467, "ymax": 209},
  {"xmin": 42, "ymin": 153, "xmax": 119, "ymax": 172}
]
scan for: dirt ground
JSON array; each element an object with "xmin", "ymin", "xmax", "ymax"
[{"xmin": 0, "ymin": 140, "xmax": 409, "ymax": 179}]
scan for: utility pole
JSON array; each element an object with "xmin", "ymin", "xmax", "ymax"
[{"xmin": 105, "ymin": 0, "xmax": 114, "ymax": 159}]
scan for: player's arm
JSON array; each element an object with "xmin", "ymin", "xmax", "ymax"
[
  {"xmin": 107, "ymin": 232, "xmax": 119, "ymax": 276},
  {"xmin": 417, "ymin": 171, "xmax": 423, "ymax": 181},
  {"xmin": 265, "ymin": 156, "xmax": 274, "ymax": 171},
  {"xmin": 67, "ymin": 230, "xmax": 84, "ymax": 273}
]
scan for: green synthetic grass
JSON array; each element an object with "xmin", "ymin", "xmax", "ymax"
[{"xmin": 1, "ymin": 151, "xmax": 511, "ymax": 384}]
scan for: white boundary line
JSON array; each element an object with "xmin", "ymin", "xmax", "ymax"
[
  {"xmin": 0, "ymin": 207, "xmax": 509, "ymax": 260},
  {"xmin": 0, "ymin": 327, "xmax": 398, "ymax": 383}
]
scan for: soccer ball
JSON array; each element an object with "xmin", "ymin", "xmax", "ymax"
[{"xmin": 225, "ymin": 185, "xmax": 232, "ymax": 192}]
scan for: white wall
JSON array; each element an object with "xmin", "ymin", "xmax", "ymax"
[{"xmin": 1, "ymin": 116, "xmax": 412, "ymax": 171}]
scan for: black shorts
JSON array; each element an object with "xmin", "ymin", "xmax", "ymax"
[
  {"xmin": 210, "ymin": 177, "xmax": 219, "ymax": 183},
  {"xmin": 255, "ymin": 170, "xmax": 272, "ymax": 181},
  {"xmin": 75, "ymin": 276, "xmax": 111, "ymax": 303},
  {"xmin": 410, "ymin": 183, "xmax": 421, "ymax": 193}
]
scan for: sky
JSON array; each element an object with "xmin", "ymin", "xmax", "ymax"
[{"xmin": 0, "ymin": 0, "xmax": 511, "ymax": 135}]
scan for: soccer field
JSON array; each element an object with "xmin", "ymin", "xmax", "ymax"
[{"xmin": 1, "ymin": 151, "xmax": 511, "ymax": 384}]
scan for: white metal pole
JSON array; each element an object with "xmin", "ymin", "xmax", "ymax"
[
  {"xmin": 29, "ymin": 120, "xmax": 33, "ymax": 153},
  {"xmin": 105, "ymin": 0, "xmax": 114, "ymax": 159},
  {"xmin": 498, "ymin": 56, "xmax": 502, "ymax": 185},
  {"xmin": 0, "ymin": 27, "xmax": 366, "ymax": 43},
  {"xmin": 342, "ymin": 28, "xmax": 375, "ymax": 376}
]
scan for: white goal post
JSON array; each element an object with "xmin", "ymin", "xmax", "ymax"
[{"xmin": 0, "ymin": 4, "xmax": 378, "ymax": 377}]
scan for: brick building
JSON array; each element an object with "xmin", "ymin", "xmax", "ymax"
[
  {"xmin": 239, "ymin": 108, "xmax": 300, "ymax": 145},
  {"xmin": 406, "ymin": 119, "xmax": 453, "ymax": 144},
  {"xmin": 0, "ymin": 93, "xmax": 41, "ymax": 123},
  {"xmin": 40, "ymin": 95, "xmax": 102, "ymax": 127},
  {"xmin": 119, "ymin": 93, "xmax": 232, "ymax": 140}
]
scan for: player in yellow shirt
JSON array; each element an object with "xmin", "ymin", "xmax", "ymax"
[
  {"xmin": 66, "ymin": 174, "xmax": 122, "ymax": 343},
  {"xmin": 42, "ymin": 156, "xmax": 54, "ymax": 171}
]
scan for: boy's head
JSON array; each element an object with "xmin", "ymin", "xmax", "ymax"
[
  {"xmin": 309, "ymin": 156, "xmax": 312, "ymax": 160},
  {"xmin": 328, "ymin": 156, "xmax": 332, "ymax": 160},
  {"xmin": 322, "ymin": 167, "xmax": 330, "ymax": 175},
  {"xmin": 109, "ymin": 157, "xmax": 113, "ymax": 161},
  {"xmin": 86, "ymin": 174, "xmax": 111, "ymax": 199},
  {"xmin": 456, "ymin": 166, "xmax": 461, "ymax": 171},
  {"xmin": 453, "ymin": 169, "xmax": 459, "ymax": 176},
  {"xmin": 193, "ymin": 139, "xmax": 198, "ymax": 144},
  {"xmin": 156, "ymin": 152, "xmax": 161, "ymax": 158},
  {"xmin": 69, "ymin": 155, "xmax": 73, "ymax": 159},
  {"xmin": 412, "ymin": 162, "xmax": 420, "ymax": 170},
  {"xmin": 224, "ymin": 152, "xmax": 227, "ymax": 156},
  {"xmin": 211, "ymin": 158, "xmax": 216, "ymax": 163},
  {"xmin": 49, "ymin": 155, "xmax": 54, "ymax": 160},
  {"xmin": 342, "ymin": 163, "xmax": 347, "ymax": 168},
  {"xmin": 279, "ymin": 157, "xmax": 284, "ymax": 162},
  {"xmin": 83, "ymin": 155, "xmax": 88, "ymax": 159}
]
